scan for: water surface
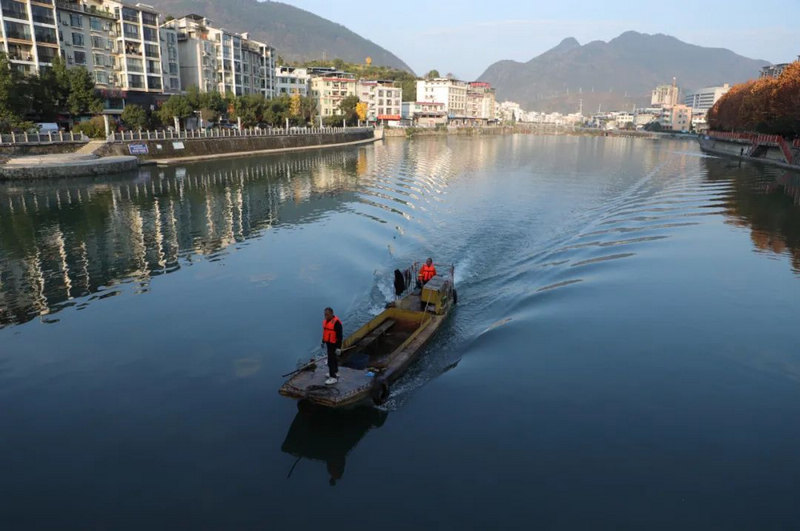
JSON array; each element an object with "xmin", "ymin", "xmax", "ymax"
[{"xmin": 1, "ymin": 136, "xmax": 800, "ymax": 529}]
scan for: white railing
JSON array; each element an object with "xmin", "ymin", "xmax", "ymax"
[
  {"xmin": 0, "ymin": 131, "xmax": 90, "ymax": 145},
  {"xmin": 108, "ymin": 126, "xmax": 373, "ymax": 143}
]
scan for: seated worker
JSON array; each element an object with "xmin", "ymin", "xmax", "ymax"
[{"xmin": 417, "ymin": 258, "xmax": 437, "ymax": 287}]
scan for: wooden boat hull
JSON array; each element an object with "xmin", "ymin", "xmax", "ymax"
[{"xmin": 279, "ymin": 285, "xmax": 454, "ymax": 408}]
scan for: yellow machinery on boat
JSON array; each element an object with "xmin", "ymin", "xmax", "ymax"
[{"xmin": 279, "ymin": 262, "xmax": 457, "ymax": 408}]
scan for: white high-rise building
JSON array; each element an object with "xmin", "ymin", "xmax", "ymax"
[
  {"xmin": 0, "ymin": 0, "xmax": 60, "ymax": 75},
  {"xmin": 684, "ymin": 83, "xmax": 730, "ymax": 111},
  {"xmin": 416, "ymin": 78, "xmax": 467, "ymax": 118},
  {"xmin": 166, "ymin": 15, "xmax": 274, "ymax": 98}
]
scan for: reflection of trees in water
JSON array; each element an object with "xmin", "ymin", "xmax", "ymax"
[
  {"xmin": 282, "ymin": 402, "xmax": 387, "ymax": 486},
  {"xmin": 0, "ymin": 149, "xmax": 366, "ymax": 328},
  {"xmin": 703, "ymin": 157, "xmax": 800, "ymax": 273}
]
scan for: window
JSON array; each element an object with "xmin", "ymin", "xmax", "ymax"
[
  {"xmin": 93, "ymin": 53, "xmax": 105, "ymax": 67},
  {"xmin": 90, "ymin": 17, "xmax": 104, "ymax": 32},
  {"xmin": 146, "ymin": 59, "xmax": 159, "ymax": 74},
  {"xmin": 123, "ymin": 23, "xmax": 139, "ymax": 39},
  {"xmin": 2, "ymin": 1, "xmax": 28, "ymax": 20},
  {"xmin": 121, "ymin": 8, "xmax": 138, "ymax": 23},
  {"xmin": 72, "ymin": 32, "xmax": 84, "ymax": 46},
  {"xmin": 95, "ymin": 71, "xmax": 108, "ymax": 84},
  {"xmin": 144, "ymin": 43, "xmax": 158, "ymax": 57},
  {"xmin": 142, "ymin": 27, "xmax": 157, "ymax": 42},
  {"xmin": 141, "ymin": 12, "xmax": 157, "ymax": 26},
  {"xmin": 70, "ymin": 13, "xmax": 82, "ymax": 28},
  {"xmin": 126, "ymin": 57, "xmax": 143, "ymax": 72},
  {"xmin": 4, "ymin": 20, "xmax": 30, "ymax": 40},
  {"xmin": 35, "ymin": 26, "xmax": 57, "ymax": 43},
  {"xmin": 169, "ymin": 78, "xmax": 179, "ymax": 90},
  {"xmin": 147, "ymin": 76, "xmax": 161, "ymax": 90},
  {"xmin": 127, "ymin": 74, "xmax": 144, "ymax": 89},
  {"xmin": 31, "ymin": 5, "xmax": 54, "ymax": 25},
  {"xmin": 91, "ymin": 36, "xmax": 105, "ymax": 48},
  {"xmin": 73, "ymin": 51, "xmax": 86, "ymax": 65}
]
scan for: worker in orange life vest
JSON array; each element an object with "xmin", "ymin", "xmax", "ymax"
[
  {"xmin": 322, "ymin": 307, "xmax": 343, "ymax": 385},
  {"xmin": 417, "ymin": 258, "xmax": 437, "ymax": 287}
]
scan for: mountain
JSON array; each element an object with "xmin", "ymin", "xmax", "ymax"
[
  {"xmin": 478, "ymin": 31, "xmax": 769, "ymax": 113},
  {"xmin": 146, "ymin": 0, "xmax": 412, "ymax": 72}
]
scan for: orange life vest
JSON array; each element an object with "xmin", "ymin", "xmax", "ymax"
[
  {"xmin": 322, "ymin": 316, "xmax": 341, "ymax": 344},
  {"xmin": 418, "ymin": 263, "xmax": 437, "ymax": 283}
]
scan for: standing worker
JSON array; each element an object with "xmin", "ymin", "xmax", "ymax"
[
  {"xmin": 417, "ymin": 258, "xmax": 437, "ymax": 287},
  {"xmin": 322, "ymin": 307, "xmax": 343, "ymax": 385}
]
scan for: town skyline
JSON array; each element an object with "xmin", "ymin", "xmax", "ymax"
[{"xmin": 272, "ymin": 0, "xmax": 799, "ymax": 80}]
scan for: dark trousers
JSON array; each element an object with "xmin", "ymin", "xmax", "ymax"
[{"xmin": 326, "ymin": 343, "xmax": 338, "ymax": 378}]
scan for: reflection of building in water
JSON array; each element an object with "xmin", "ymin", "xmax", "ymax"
[
  {"xmin": 703, "ymin": 157, "xmax": 800, "ymax": 273},
  {"xmin": 0, "ymin": 150, "xmax": 363, "ymax": 328},
  {"xmin": 281, "ymin": 404, "xmax": 387, "ymax": 486}
]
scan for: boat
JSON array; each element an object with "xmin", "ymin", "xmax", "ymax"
[{"xmin": 279, "ymin": 262, "xmax": 457, "ymax": 408}]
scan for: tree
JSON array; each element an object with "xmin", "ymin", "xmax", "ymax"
[
  {"xmin": 66, "ymin": 67, "xmax": 103, "ymax": 117},
  {"xmin": 425, "ymin": 70, "xmax": 440, "ymax": 79},
  {"xmin": 338, "ymin": 95, "xmax": 360, "ymax": 125},
  {"xmin": 708, "ymin": 60, "xmax": 800, "ymax": 136},
  {"xmin": 290, "ymin": 93, "xmax": 302, "ymax": 117},
  {"xmin": 121, "ymin": 104, "xmax": 148, "ymax": 130},
  {"xmin": 158, "ymin": 94, "xmax": 193, "ymax": 126},
  {"xmin": 232, "ymin": 94, "xmax": 267, "ymax": 126},
  {"xmin": 0, "ymin": 53, "xmax": 30, "ymax": 131},
  {"xmin": 356, "ymin": 101, "xmax": 368, "ymax": 122}
]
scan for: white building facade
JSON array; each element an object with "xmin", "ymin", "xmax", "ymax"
[
  {"xmin": 357, "ymin": 79, "xmax": 401, "ymax": 122},
  {"xmin": 416, "ymin": 78, "xmax": 467, "ymax": 118},
  {"xmin": 275, "ymin": 66, "xmax": 309, "ymax": 96},
  {"xmin": 684, "ymin": 83, "xmax": 730, "ymax": 112},
  {"xmin": 0, "ymin": 0, "xmax": 60, "ymax": 75}
]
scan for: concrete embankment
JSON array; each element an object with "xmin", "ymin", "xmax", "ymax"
[
  {"xmin": 0, "ymin": 153, "xmax": 137, "ymax": 180},
  {"xmin": 698, "ymin": 137, "xmax": 800, "ymax": 171},
  {"xmin": 0, "ymin": 129, "xmax": 379, "ymax": 179},
  {"xmin": 97, "ymin": 129, "xmax": 376, "ymax": 165}
]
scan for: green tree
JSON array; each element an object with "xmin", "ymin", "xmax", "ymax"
[
  {"xmin": 121, "ymin": 104, "xmax": 148, "ymax": 130},
  {"xmin": 66, "ymin": 67, "xmax": 103, "ymax": 117},
  {"xmin": 158, "ymin": 94, "xmax": 193, "ymax": 126},
  {"xmin": 300, "ymin": 96, "xmax": 317, "ymax": 124},
  {"xmin": 338, "ymin": 95, "xmax": 360, "ymax": 125},
  {"xmin": 0, "ymin": 53, "xmax": 34, "ymax": 131},
  {"xmin": 425, "ymin": 69, "xmax": 440, "ymax": 79}
]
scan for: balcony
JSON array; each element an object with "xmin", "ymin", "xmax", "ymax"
[{"xmin": 1, "ymin": 3, "xmax": 27, "ymax": 20}]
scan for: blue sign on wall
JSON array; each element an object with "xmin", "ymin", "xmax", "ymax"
[{"xmin": 128, "ymin": 143, "xmax": 149, "ymax": 155}]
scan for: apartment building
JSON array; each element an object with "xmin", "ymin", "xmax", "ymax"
[
  {"xmin": 0, "ymin": 0, "xmax": 60, "ymax": 75},
  {"xmin": 651, "ymin": 78, "xmax": 680, "ymax": 107},
  {"xmin": 166, "ymin": 15, "xmax": 274, "ymax": 98},
  {"xmin": 356, "ymin": 79, "xmax": 401, "ymax": 122},
  {"xmin": 275, "ymin": 65, "xmax": 309, "ymax": 96},
  {"xmin": 310, "ymin": 70, "xmax": 356, "ymax": 117},
  {"xmin": 684, "ymin": 83, "xmax": 729, "ymax": 112},
  {"xmin": 416, "ymin": 78, "xmax": 467, "ymax": 118},
  {"xmin": 401, "ymin": 101, "xmax": 446, "ymax": 127},
  {"xmin": 465, "ymin": 82, "xmax": 496, "ymax": 122}
]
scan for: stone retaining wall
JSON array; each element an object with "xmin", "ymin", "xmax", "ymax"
[
  {"xmin": 0, "ymin": 157, "xmax": 138, "ymax": 180},
  {"xmin": 0, "ymin": 143, "xmax": 86, "ymax": 157},
  {"xmin": 96, "ymin": 130, "xmax": 374, "ymax": 161}
]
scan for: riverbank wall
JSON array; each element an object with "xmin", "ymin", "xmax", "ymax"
[
  {"xmin": 96, "ymin": 128, "xmax": 376, "ymax": 164},
  {"xmin": 385, "ymin": 125, "xmax": 664, "ymax": 139},
  {"xmin": 698, "ymin": 135, "xmax": 800, "ymax": 171}
]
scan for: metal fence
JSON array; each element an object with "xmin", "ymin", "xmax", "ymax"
[
  {"xmin": 108, "ymin": 126, "xmax": 373, "ymax": 143},
  {"xmin": 0, "ymin": 131, "xmax": 90, "ymax": 146}
]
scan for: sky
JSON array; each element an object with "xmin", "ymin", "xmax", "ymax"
[{"xmin": 266, "ymin": 0, "xmax": 799, "ymax": 79}]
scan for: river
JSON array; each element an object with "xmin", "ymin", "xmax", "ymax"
[{"xmin": 1, "ymin": 135, "xmax": 799, "ymax": 529}]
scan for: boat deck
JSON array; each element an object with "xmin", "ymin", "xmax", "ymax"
[{"xmin": 280, "ymin": 365, "xmax": 376, "ymax": 407}]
